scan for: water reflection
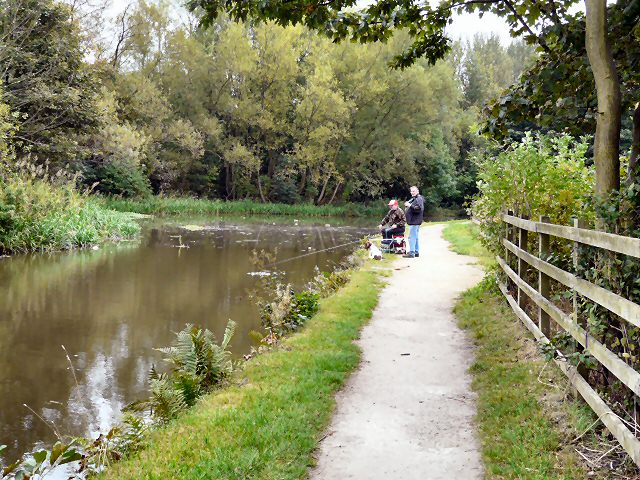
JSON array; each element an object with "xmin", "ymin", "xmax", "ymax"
[{"xmin": 0, "ymin": 217, "xmax": 371, "ymax": 463}]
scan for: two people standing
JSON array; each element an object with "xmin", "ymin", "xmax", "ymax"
[{"xmin": 378, "ymin": 185, "xmax": 424, "ymax": 258}]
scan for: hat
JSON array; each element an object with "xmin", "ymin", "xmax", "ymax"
[{"xmin": 388, "ymin": 199, "xmax": 398, "ymax": 207}]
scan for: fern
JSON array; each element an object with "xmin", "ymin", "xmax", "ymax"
[
  {"xmin": 148, "ymin": 320, "xmax": 237, "ymax": 421},
  {"xmin": 149, "ymin": 377, "xmax": 187, "ymax": 422}
]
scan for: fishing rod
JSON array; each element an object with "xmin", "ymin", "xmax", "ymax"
[{"xmin": 265, "ymin": 236, "xmax": 373, "ymax": 268}]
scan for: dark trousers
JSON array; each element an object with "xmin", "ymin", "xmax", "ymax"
[{"xmin": 381, "ymin": 226, "xmax": 405, "ymax": 239}]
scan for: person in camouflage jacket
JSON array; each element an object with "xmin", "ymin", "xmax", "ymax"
[{"xmin": 378, "ymin": 200, "xmax": 406, "ymax": 239}]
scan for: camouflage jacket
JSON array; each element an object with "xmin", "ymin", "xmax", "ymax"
[{"xmin": 381, "ymin": 208, "xmax": 406, "ymax": 228}]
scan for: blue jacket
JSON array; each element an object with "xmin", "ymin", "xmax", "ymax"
[{"xmin": 405, "ymin": 195, "xmax": 424, "ymax": 225}]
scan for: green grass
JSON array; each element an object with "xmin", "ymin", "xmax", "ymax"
[
  {"xmin": 441, "ymin": 221, "xmax": 493, "ymax": 267},
  {"xmin": 444, "ymin": 222, "xmax": 600, "ymax": 479},
  {"xmin": 101, "ymin": 258, "xmax": 390, "ymax": 480},
  {"xmin": 104, "ymin": 196, "xmax": 387, "ymax": 218},
  {"xmin": 0, "ymin": 172, "xmax": 140, "ymax": 254}
]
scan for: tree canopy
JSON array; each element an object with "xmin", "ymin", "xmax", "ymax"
[{"xmin": 2, "ymin": 0, "xmax": 535, "ymax": 208}]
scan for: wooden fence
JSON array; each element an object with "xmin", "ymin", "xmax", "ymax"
[{"xmin": 497, "ymin": 212, "xmax": 640, "ymax": 466}]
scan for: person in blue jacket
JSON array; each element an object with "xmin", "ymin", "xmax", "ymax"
[{"xmin": 403, "ymin": 186, "xmax": 424, "ymax": 258}]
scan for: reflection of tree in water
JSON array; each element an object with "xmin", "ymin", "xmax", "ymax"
[{"xmin": 0, "ymin": 220, "xmax": 369, "ymax": 463}]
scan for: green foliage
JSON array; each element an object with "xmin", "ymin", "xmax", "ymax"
[
  {"xmin": 104, "ymin": 196, "xmax": 387, "ymax": 217},
  {"xmin": 539, "ymin": 331, "xmax": 598, "ymax": 370},
  {"xmin": 483, "ymin": 2, "xmax": 640, "ymax": 143},
  {"xmin": 146, "ymin": 321, "xmax": 236, "ymax": 420},
  {"xmin": 0, "ymin": 0, "xmax": 101, "ymax": 168},
  {"xmin": 187, "ymin": 0, "xmax": 578, "ymax": 69},
  {"xmin": 83, "ymin": 161, "xmax": 152, "ymax": 198},
  {"xmin": 292, "ymin": 292, "xmax": 321, "ymax": 320},
  {"xmin": 0, "ymin": 161, "xmax": 140, "ymax": 253},
  {"xmin": 309, "ymin": 267, "xmax": 353, "ymax": 298},
  {"xmin": 260, "ymin": 287, "xmax": 320, "ymax": 338},
  {"xmin": 1, "ymin": 440, "xmax": 83, "ymax": 480},
  {"xmin": 471, "ymin": 134, "xmax": 594, "ymax": 256},
  {"xmin": 79, "ymin": 414, "xmax": 148, "ymax": 474}
]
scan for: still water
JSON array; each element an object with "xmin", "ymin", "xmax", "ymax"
[{"xmin": 0, "ymin": 216, "xmax": 372, "ymax": 463}]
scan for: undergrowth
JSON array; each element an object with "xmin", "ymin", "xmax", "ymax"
[{"xmin": 0, "ymin": 161, "xmax": 139, "ymax": 254}]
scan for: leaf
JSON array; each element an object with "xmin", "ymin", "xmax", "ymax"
[
  {"xmin": 50, "ymin": 441, "xmax": 65, "ymax": 464},
  {"xmin": 221, "ymin": 320, "xmax": 237, "ymax": 351},
  {"xmin": 59, "ymin": 446, "xmax": 83, "ymax": 465},
  {"xmin": 32, "ymin": 449, "xmax": 48, "ymax": 466},
  {"xmin": 3, "ymin": 461, "xmax": 20, "ymax": 476}
]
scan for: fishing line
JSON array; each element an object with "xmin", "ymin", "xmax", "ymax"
[{"xmin": 265, "ymin": 237, "xmax": 372, "ymax": 268}]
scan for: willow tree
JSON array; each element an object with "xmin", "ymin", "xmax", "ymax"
[{"xmin": 186, "ymin": 0, "xmax": 636, "ymax": 199}]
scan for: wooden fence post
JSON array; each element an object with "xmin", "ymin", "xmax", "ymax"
[
  {"xmin": 518, "ymin": 216, "xmax": 529, "ymax": 311},
  {"xmin": 572, "ymin": 217, "xmax": 588, "ymax": 324},
  {"xmin": 506, "ymin": 210, "xmax": 514, "ymax": 292},
  {"xmin": 573, "ymin": 217, "xmax": 589, "ymax": 379},
  {"xmin": 539, "ymin": 215, "xmax": 551, "ymax": 337}
]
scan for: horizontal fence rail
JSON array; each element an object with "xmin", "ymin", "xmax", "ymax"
[
  {"xmin": 496, "ymin": 213, "xmax": 640, "ymax": 467},
  {"xmin": 503, "ymin": 214, "xmax": 640, "ymax": 258}
]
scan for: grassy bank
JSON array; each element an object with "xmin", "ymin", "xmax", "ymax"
[
  {"xmin": 441, "ymin": 221, "xmax": 493, "ymax": 267},
  {"xmin": 0, "ymin": 169, "xmax": 139, "ymax": 254},
  {"xmin": 101, "ymin": 258, "xmax": 389, "ymax": 480},
  {"xmin": 444, "ymin": 222, "xmax": 601, "ymax": 479},
  {"xmin": 104, "ymin": 196, "xmax": 387, "ymax": 218}
]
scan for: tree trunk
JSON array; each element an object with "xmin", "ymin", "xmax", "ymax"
[
  {"xmin": 257, "ymin": 174, "xmax": 267, "ymax": 203},
  {"xmin": 317, "ymin": 175, "xmax": 330, "ymax": 205},
  {"xmin": 327, "ymin": 182, "xmax": 342, "ymax": 205},
  {"xmin": 267, "ymin": 150, "xmax": 277, "ymax": 178},
  {"xmin": 585, "ymin": 0, "xmax": 622, "ymax": 197},
  {"xmin": 225, "ymin": 162, "xmax": 232, "ymax": 199},
  {"xmin": 298, "ymin": 167, "xmax": 308, "ymax": 195},
  {"xmin": 627, "ymin": 102, "xmax": 640, "ymax": 186}
]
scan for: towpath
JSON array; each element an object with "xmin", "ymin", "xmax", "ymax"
[{"xmin": 310, "ymin": 223, "xmax": 484, "ymax": 480}]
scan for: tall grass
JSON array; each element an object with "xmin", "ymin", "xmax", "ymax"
[
  {"xmin": 0, "ymin": 163, "xmax": 139, "ymax": 254},
  {"xmin": 104, "ymin": 196, "xmax": 386, "ymax": 218}
]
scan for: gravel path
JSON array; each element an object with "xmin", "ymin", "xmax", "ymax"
[{"xmin": 310, "ymin": 223, "xmax": 484, "ymax": 480}]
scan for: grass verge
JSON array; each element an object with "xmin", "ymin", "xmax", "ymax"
[
  {"xmin": 445, "ymin": 222, "xmax": 600, "ymax": 480},
  {"xmin": 104, "ymin": 196, "xmax": 386, "ymax": 218},
  {"xmin": 441, "ymin": 221, "xmax": 493, "ymax": 268},
  {"xmin": 100, "ymin": 258, "xmax": 390, "ymax": 480}
]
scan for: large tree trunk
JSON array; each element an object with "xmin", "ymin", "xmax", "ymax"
[
  {"xmin": 585, "ymin": 0, "xmax": 622, "ymax": 197},
  {"xmin": 627, "ymin": 102, "xmax": 640, "ymax": 186}
]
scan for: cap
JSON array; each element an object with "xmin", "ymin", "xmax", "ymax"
[{"xmin": 388, "ymin": 199, "xmax": 398, "ymax": 207}]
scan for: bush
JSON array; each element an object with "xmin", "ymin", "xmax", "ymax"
[
  {"xmin": 0, "ymin": 161, "xmax": 139, "ymax": 253},
  {"xmin": 83, "ymin": 161, "xmax": 151, "ymax": 198},
  {"xmin": 471, "ymin": 133, "xmax": 594, "ymax": 256}
]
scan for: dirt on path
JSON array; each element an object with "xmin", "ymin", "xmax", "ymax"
[{"xmin": 310, "ymin": 223, "xmax": 484, "ymax": 480}]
